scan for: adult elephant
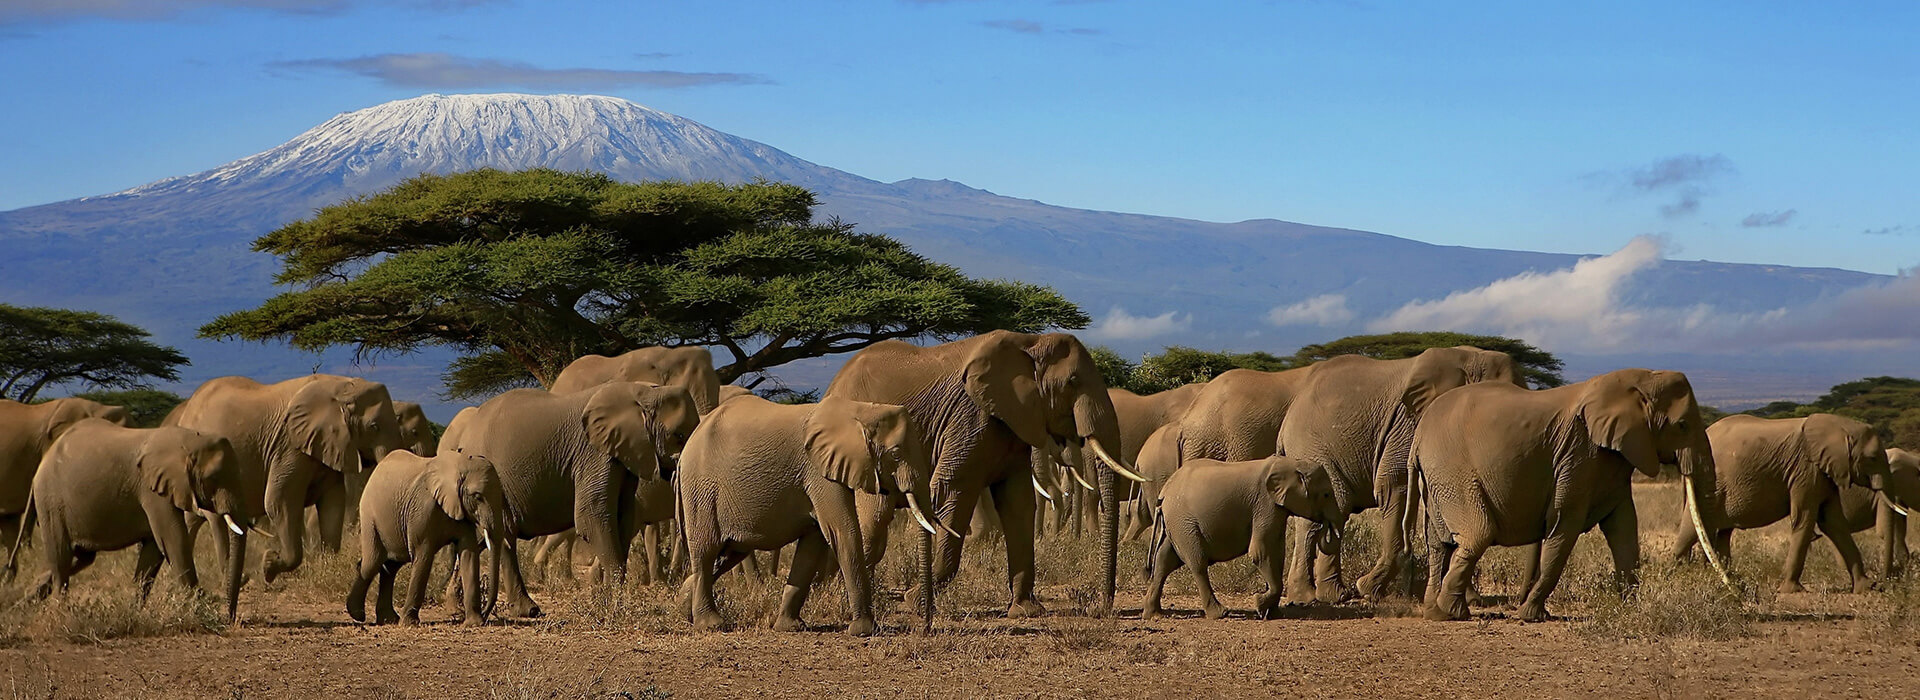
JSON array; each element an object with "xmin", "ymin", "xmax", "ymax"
[
  {"xmin": 167, "ymin": 375, "xmax": 403, "ymax": 582},
  {"xmin": 443, "ymin": 382, "xmax": 697, "ymax": 617},
  {"xmin": 393, "ymin": 402, "xmax": 438, "ymax": 457},
  {"xmin": 1110, "ymin": 384, "xmax": 1206, "ymax": 541},
  {"xmin": 552, "ymin": 347, "xmax": 722, "ymax": 414},
  {"xmin": 825, "ymin": 331, "xmax": 1147, "ymax": 617},
  {"xmin": 1845, "ymin": 448, "xmax": 1920, "ymax": 577},
  {"xmin": 1282, "ymin": 347, "xmax": 1526, "ymax": 604},
  {"xmin": 1, "ymin": 398, "xmax": 129, "ymax": 562},
  {"xmin": 1414, "ymin": 369, "xmax": 1720, "ymax": 622},
  {"xmin": 1175, "ymin": 367, "xmax": 1316, "ymax": 462},
  {"xmin": 1672, "ymin": 413, "xmax": 1892, "ymax": 593}
]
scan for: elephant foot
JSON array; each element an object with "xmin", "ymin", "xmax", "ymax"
[
  {"xmin": 1517, "ymin": 602, "xmax": 1550, "ymax": 623},
  {"xmin": 772, "ymin": 615, "xmax": 805, "ymax": 633},
  {"xmin": 376, "ymin": 609, "xmax": 400, "ymax": 626},
  {"xmin": 1425, "ymin": 595, "xmax": 1470, "ymax": 621},
  {"xmin": 1317, "ymin": 583, "xmax": 1356, "ymax": 604},
  {"xmin": 692, "ymin": 610, "xmax": 727, "ymax": 632},
  {"xmin": 400, "ymin": 611, "xmax": 421, "ymax": 627},
  {"xmin": 1201, "ymin": 603, "xmax": 1227, "ymax": 620},
  {"xmin": 463, "ymin": 614, "xmax": 487, "ymax": 628},
  {"xmin": 1256, "ymin": 593, "xmax": 1283, "ymax": 619},
  {"xmin": 1354, "ymin": 573, "xmax": 1389, "ymax": 603},
  {"xmin": 1006, "ymin": 599, "xmax": 1047, "ymax": 619},
  {"xmin": 846, "ymin": 618, "xmax": 878, "ymax": 637},
  {"xmin": 1776, "ymin": 580, "xmax": 1807, "ymax": 595},
  {"xmin": 1141, "ymin": 605, "xmax": 1164, "ymax": 621},
  {"xmin": 1852, "ymin": 578, "xmax": 1877, "ymax": 594}
]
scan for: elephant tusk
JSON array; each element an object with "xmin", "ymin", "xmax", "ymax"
[
  {"xmin": 1881, "ymin": 493, "xmax": 1912, "ymax": 517},
  {"xmin": 905, "ymin": 493, "xmax": 942, "ymax": 537},
  {"xmin": 480, "ymin": 528, "xmax": 492, "ymax": 551},
  {"xmin": 1068, "ymin": 465, "xmax": 1096, "ymax": 492},
  {"xmin": 250, "ymin": 527, "xmax": 276, "ymax": 540},
  {"xmin": 1032, "ymin": 475, "xmax": 1055, "ymax": 502},
  {"xmin": 224, "ymin": 514, "xmax": 245, "ymax": 536},
  {"xmin": 1088, "ymin": 438, "xmax": 1149, "ymax": 483},
  {"xmin": 1685, "ymin": 477, "xmax": 1733, "ymax": 587}
]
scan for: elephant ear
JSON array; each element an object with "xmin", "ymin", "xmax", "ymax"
[
  {"xmin": 428, "ymin": 457, "xmax": 469, "ymax": 521},
  {"xmin": 138, "ymin": 435, "xmax": 197, "ymax": 512},
  {"xmin": 1800, "ymin": 414, "xmax": 1865, "ymax": 490},
  {"xmin": 1264, "ymin": 458, "xmax": 1306, "ymax": 510},
  {"xmin": 42, "ymin": 400, "xmax": 97, "ymax": 443},
  {"xmin": 1401, "ymin": 348, "xmax": 1472, "ymax": 415},
  {"xmin": 287, "ymin": 382, "xmax": 359, "ymax": 474},
  {"xmin": 582, "ymin": 385, "xmax": 659, "ymax": 480},
  {"xmin": 963, "ymin": 336, "xmax": 1052, "ymax": 450},
  {"xmin": 1577, "ymin": 372, "xmax": 1661, "ymax": 477},
  {"xmin": 805, "ymin": 398, "xmax": 882, "ymax": 494}
]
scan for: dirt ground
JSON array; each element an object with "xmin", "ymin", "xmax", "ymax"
[{"xmin": 5, "ymin": 482, "xmax": 1920, "ymax": 699}]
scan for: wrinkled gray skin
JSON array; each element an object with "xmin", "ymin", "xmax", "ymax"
[
  {"xmin": 679, "ymin": 396, "xmax": 940, "ymax": 636},
  {"xmin": 1142, "ymin": 456, "xmax": 1344, "ymax": 620},
  {"xmin": 1414, "ymin": 369, "xmax": 1714, "ymax": 622},
  {"xmin": 7, "ymin": 420, "xmax": 251, "ymax": 622},
  {"xmin": 1831, "ymin": 448, "xmax": 1920, "ymax": 577},
  {"xmin": 166, "ymin": 375, "xmax": 404, "ymax": 584},
  {"xmin": 348, "ymin": 451, "xmax": 510, "ymax": 627},
  {"xmin": 1281, "ymin": 347, "xmax": 1526, "ymax": 605},
  {"xmin": 1108, "ymin": 384, "xmax": 1206, "ymax": 541},
  {"xmin": 1674, "ymin": 413, "xmax": 1892, "ymax": 593},
  {"xmin": 443, "ymin": 382, "xmax": 698, "ymax": 617},
  {"xmin": 0, "ymin": 398, "xmax": 128, "ymax": 563},
  {"xmin": 328, "ymin": 400, "xmax": 438, "ymax": 534},
  {"xmin": 827, "ymin": 331, "xmax": 1141, "ymax": 618},
  {"xmin": 552, "ymin": 346, "xmax": 722, "ymax": 415}
]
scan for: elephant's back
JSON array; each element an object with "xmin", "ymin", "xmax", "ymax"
[
  {"xmin": 36, "ymin": 425, "xmax": 144, "ymax": 545},
  {"xmin": 680, "ymin": 399, "xmax": 812, "ymax": 544},
  {"xmin": 450, "ymin": 391, "xmax": 583, "ymax": 526}
]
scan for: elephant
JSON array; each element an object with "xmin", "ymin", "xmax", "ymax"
[
  {"xmin": 717, "ymin": 385, "xmax": 753, "ymax": 404},
  {"xmin": 1142, "ymin": 456, "xmax": 1346, "ymax": 620},
  {"xmin": 1, "ymin": 397, "xmax": 129, "ymax": 563},
  {"xmin": 1175, "ymin": 367, "xmax": 1316, "ymax": 462},
  {"xmin": 679, "ymin": 395, "xmax": 947, "ymax": 636},
  {"xmin": 5, "ymin": 419, "xmax": 252, "ymax": 622},
  {"xmin": 825, "ymin": 331, "xmax": 1147, "ymax": 617},
  {"xmin": 1672, "ymin": 413, "xmax": 1892, "ymax": 594},
  {"xmin": 166, "ymin": 375, "xmax": 404, "ymax": 583},
  {"xmin": 1108, "ymin": 383, "xmax": 1206, "ymax": 541},
  {"xmin": 551, "ymin": 346, "xmax": 723, "ymax": 414},
  {"xmin": 1412, "ymin": 368, "xmax": 1718, "ymax": 622},
  {"xmin": 1280, "ymin": 347, "xmax": 1526, "ymax": 604},
  {"xmin": 393, "ymin": 401, "xmax": 439, "ymax": 457},
  {"xmin": 348, "ymin": 450, "xmax": 511, "ymax": 627},
  {"xmin": 442, "ymin": 381, "xmax": 698, "ymax": 617},
  {"xmin": 1836, "ymin": 447, "xmax": 1920, "ymax": 577},
  {"xmin": 527, "ymin": 474, "xmax": 677, "ymax": 584}
]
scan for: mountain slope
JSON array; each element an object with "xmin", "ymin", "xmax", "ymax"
[{"xmin": 0, "ymin": 93, "xmax": 1893, "ymax": 413}]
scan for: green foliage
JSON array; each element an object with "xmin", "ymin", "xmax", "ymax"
[
  {"xmin": 1087, "ymin": 346, "xmax": 1136, "ymax": 393},
  {"xmin": 0, "ymin": 305, "xmax": 189, "ymax": 402},
  {"xmin": 1744, "ymin": 376, "xmax": 1920, "ymax": 449},
  {"xmin": 1288, "ymin": 331, "xmax": 1565, "ymax": 388},
  {"xmin": 1128, "ymin": 346, "xmax": 1294, "ymax": 394},
  {"xmin": 66, "ymin": 389, "xmax": 186, "ymax": 428},
  {"xmin": 201, "ymin": 169, "xmax": 1087, "ymax": 398}
]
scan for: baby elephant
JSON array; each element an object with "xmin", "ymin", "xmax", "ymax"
[
  {"xmin": 5, "ymin": 419, "xmax": 253, "ymax": 622},
  {"xmin": 349, "ymin": 450, "xmax": 511, "ymax": 626},
  {"xmin": 1143, "ymin": 456, "xmax": 1345, "ymax": 620}
]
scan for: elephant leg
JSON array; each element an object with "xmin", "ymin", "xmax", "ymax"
[
  {"xmin": 1255, "ymin": 527, "xmax": 1288, "ymax": 618},
  {"xmin": 774, "ymin": 530, "xmax": 828, "ymax": 633},
  {"xmin": 818, "ymin": 485, "xmax": 876, "ymax": 636},
  {"xmin": 1123, "ymin": 492, "xmax": 1151, "ymax": 542},
  {"xmin": 855, "ymin": 490, "xmax": 897, "ymax": 569},
  {"xmin": 1517, "ymin": 532, "xmax": 1578, "ymax": 623},
  {"xmin": 1310, "ymin": 520, "xmax": 1351, "ymax": 603},
  {"xmin": 1886, "ymin": 511, "xmax": 1908, "ymax": 579},
  {"xmin": 1779, "ymin": 507, "xmax": 1820, "ymax": 593},
  {"xmin": 458, "ymin": 546, "xmax": 483, "ymax": 626},
  {"xmin": 642, "ymin": 523, "xmax": 664, "ymax": 586},
  {"xmin": 989, "ymin": 475, "xmax": 1045, "ymax": 618},
  {"xmin": 1598, "ymin": 503, "xmax": 1641, "ymax": 593},
  {"xmin": 347, "ymin": 535, "xmax": 383, "ymax": 623},
  {"xmin": 133, "ymin": 541, "xmax": 164, "ymax": 601},
  {"xmin": 1426, "ymin": 534, "xmax": 1486, "ymax": 622},
  {"xmin": 1711, "ymin": 529, "xmax": 1734, "ymax": 569},
  {"xmin": 1515, "ymin": 542, "xmax": 1542, "ymax": 607},
  {"xmin": 1284, "ymin": 517, "xmax": 1317, "ymax": 605},
  {"xmin": 262, "ymin": 466, "xmax": 316, "ymax": 584},
  {"xmin": 1671, "ymin": 512, "xmax": 1702, "ymax": 563},
  {"xmin": 376, "ymin": 561, "xmax": 401, "ymax": 625},
  {"xmin": 403, "ymin": 542, "xmax": 439, "ymax": 626},
  {"xmin": 0, "ymin": 515, "xmax": 16, "ymax": 568},
  {"xmin": 928, "ymin": 485, "xmax": 981, "ymax": 588},
  {"xmin": 577, "ymin": 496, "xmax": 631, "ymax": 588},
  {"xmin": 312, "ymin": 472, "xmax": 348, "ymax": 553},
  {"xmin": 148, "ymin": 504, "xmax": 199, "ymax": 591},
  {"xmin": 498, "ymin": 536, "xmax": 541, "ymax": 618},
  {"xmin": 32, "ymin": 524, "xmax": 71, "ymax": 600},
  {"xmin": 1192, "ymin": 561, "xmax": 1227, "ymax": 620},
  {"xmin": 1816, "ymin": 503, "xmax": 1872, "ymax": 593},
  {"xmin": 1141, "ymin": 535, "xmax": 1182, "ymax": 620},
  {"xmin": 555, "ymin": 534, "xmax": 576, "ymax": 581},
  {"xmin": 1357, "ymin": 478, "xmax": 1409, "ymax": 602}
]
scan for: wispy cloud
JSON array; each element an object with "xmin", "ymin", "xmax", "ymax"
[
  {"xmin": 1739, "ymin": 209, "xmax": 1797, "ymax": 228},
  {"xmin": 981, "ymin": 18, "xmax": 1103, "ymax": 35},
  {"xmin": 270, "ymin": 52, "xmax": 769, "ymax": 90},
  {"xmin": 0, "ymin": 0, "xmax": 491, "ymax": 24},
  {"xmin": 1267, "ymin": 294, "xmax": 1354, "ymax": 327},
  {"xmin": 1085, "ymin": 307, "xmax": 1191, "ymax": 341},
  {"xmin": 633, "ymin": 52, "xmax": 678, "ymax": 60},
  {"xmin": 1367, "ymin": 235, "xmax": 1920, "ymax": 353},
  {"xmin": 1864, "ymin": 225, "xmax": 1914, "ymax": 237},
  {"xmin": 1587, "ymin": 154, "xmax": 1734, "ymax": 219}
]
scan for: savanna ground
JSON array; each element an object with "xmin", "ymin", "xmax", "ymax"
[{"xmin": 4, "ymin": 481, "xmax": 1919, "ymax": 699}]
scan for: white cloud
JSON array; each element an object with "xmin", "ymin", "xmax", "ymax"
[
  {"xmin": 1370, "ymin": 236, "xmax": 1662, "ymax": 350},
  {"xmin": 1267, "ymin": 294, "xmax": 1354, "ymax": 327},
  {"xmin": 1085, "ymin": 307, "xmax": 1190, "ymax": 341}
]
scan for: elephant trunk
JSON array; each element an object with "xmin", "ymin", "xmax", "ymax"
[
  {"xmin": 1072, "ymin": 395, "xmax": 1128, "ymax": 617},
  {"xmin": 225, "ymin": 529, "xmax": 247, "ymax": 623},
  {"xmin": 484, "ymin": 538, "xmax": 506, "ymax": 621}
]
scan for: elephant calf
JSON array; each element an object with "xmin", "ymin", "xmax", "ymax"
[
  {"xmin": 5, "ymin": 419, "xmax": 253, "ymax": 622},
  {"xmin": 349, "ymin": 450, "xmax": 511, "ymax": 626},
  {"xmin": 1142, "ymin": 456, "xmax": 1345, "ymax": 620},
  {"xmin": 679, "ymin": 395, "xmax": 944, "ymax": 636}
]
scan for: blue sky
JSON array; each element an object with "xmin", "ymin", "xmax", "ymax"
[{"xmin": 2, "ymin": 0, "xmax": 1915, "ymax": 274}]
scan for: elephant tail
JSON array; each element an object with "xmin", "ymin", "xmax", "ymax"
[
  {"xmin": 4, "ymin": 489, "xmax": 35, "ymax": 580},
  {"xmin": 1402, "ymin": 452, "xmax": 1424, "ymax": 565},
  {"xmin": 1145, "ymin": 499, "xmax": 1166, "ymax": 580}
]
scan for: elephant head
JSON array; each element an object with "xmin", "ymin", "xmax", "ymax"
[
  {"xmin": 646, "ymin": 347, "xmax": 723, "ymax": 415},
  {"xmin": 961, "ymin": 332, "xmax": 1146, "ymax": 488},
  {"xmin": 582, "ymin": 382, "xmax": 700, "ymax": 482},
  {"xmin": 42, "ymin": 397, "xmax": 129, "ymax": 444},
  {"xmin": 429, "ymin": 452, "xmax": 512, "ymax": 620},
  {"xmin": 1883, "ymin": 448, "xmax": 1920, "ymax": 515},
  {"xmin": 1265, "ymin": 457, "xmax": 1346, "ymax": 556},
  {"xmin": 1798, "ymin": 413, "xmax": 1890, "ymax": 492},
  {"xmin": 1578, "ymin": 369, "xmax": 1725, "ymax": 580},
  {"xmin": 333, "ymin": 378, "xmax": 406, "ymax": 469},
  {"xmin": 804, "ymin": 397, "xmax": 948, "ymax": 538},
  {"xmin": 286, "ymin": 382, "xmax": 361, "ymax": 474},
  {"xmin": 393, "ymin": 401, "xmax": 439, "ymax": 457},
  {"xmin": 1401, "ymin": 346, "xmax": 1528, "ymax": 414},
  {"xmin": 139, "ymin": 427, "xmax": 251, "ymax": 620}
]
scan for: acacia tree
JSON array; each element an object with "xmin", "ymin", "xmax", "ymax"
[
  {"xmin": 0, "ymin": 305, "xmax": 189, "ymax": 402},
  {"xmin": 1288, "ymin": 331, "xmax": 1565, "ymax": 388},
  {"xmin": 202, "ymin": 169, "xmax": 1088, "ymax": 397}
]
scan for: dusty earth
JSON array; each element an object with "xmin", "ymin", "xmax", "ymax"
[{"xmin": 5, "ymin": 483, "xmax": 1919, "ymax": 699}]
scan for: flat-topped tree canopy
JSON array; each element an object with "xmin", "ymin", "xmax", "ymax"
[{"xmin": 201, "ymin": 168, "xmax": 1088, "ymax": 398}]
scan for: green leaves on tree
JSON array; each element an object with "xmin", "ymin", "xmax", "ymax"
[{"xmin": 0, "ymin": 305, "xmax": 189, "ymax": 403}]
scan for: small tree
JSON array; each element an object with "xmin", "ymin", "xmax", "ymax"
[
  {"xmin": 201, "ymin": 169, "xmax": 1088, "ymax": 398},
  {"xmin": 1746, "ymin": 376, "xmax": 1920, "ymax": 448},
  {"xmin": 67, "ymin": 389, "xmax": 186, "ymax": 428},
  {"xmin": 1130, "ymin": 346, "xmax": 1294, "ymax": 394},
  {"xmin": 1289, "ymin": 331, "xmax": 1565, "ymax": 388},
  {"xmin": 0, "ymin": 305, "xmax": 189, "ymax": 402}
]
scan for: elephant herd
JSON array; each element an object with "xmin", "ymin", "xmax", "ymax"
[{"xmin": 1, "ymin": 333, "xmax": 1915, "ymax": 636}]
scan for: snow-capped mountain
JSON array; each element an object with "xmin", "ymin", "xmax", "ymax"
[{"xmin": 0, "ymin": 93, "xmax": 1902, "ymax": 414}]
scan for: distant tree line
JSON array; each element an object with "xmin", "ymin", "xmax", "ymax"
[
  {"xmin": 1744, "ymin": 376, "xmax": 1920, "ymax": 449},
  {"xmin": 1094, "ymin": 331, "xmax": 1566, "ymax": 394}
]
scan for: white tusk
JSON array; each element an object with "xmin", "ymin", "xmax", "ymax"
[
  {"xmin": 1088, "ymin": 438, "xmax": 1149, "ymax": 483},
  {"xmin": 1069, "ymin": 466, "xmax": 1095, "ymax": 492},
  {"xmin": 1685, "ymin": 477, "xmax": 1732, "ymax": 587},
  {"xmin": 1032, "ymin": 475, "xmax": 1055, "ymax": 502},
  {"xmin": 224, "ymin": 514, "xmax": 244, "ymax": 536},
  {"xmin": 1881, "ymin": 493, "xmax": 1912, "ymax": 517},
  {"xmin": 480, "ymin": 528, "xmax": 492, "ymax": 551},
  {"xmin": 905, "ymin": 493, "xmax": 941, "ymax": 537},
  {"xmin": 250, "ymin": 527, "xmax": 276, "ymax": 540}
]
